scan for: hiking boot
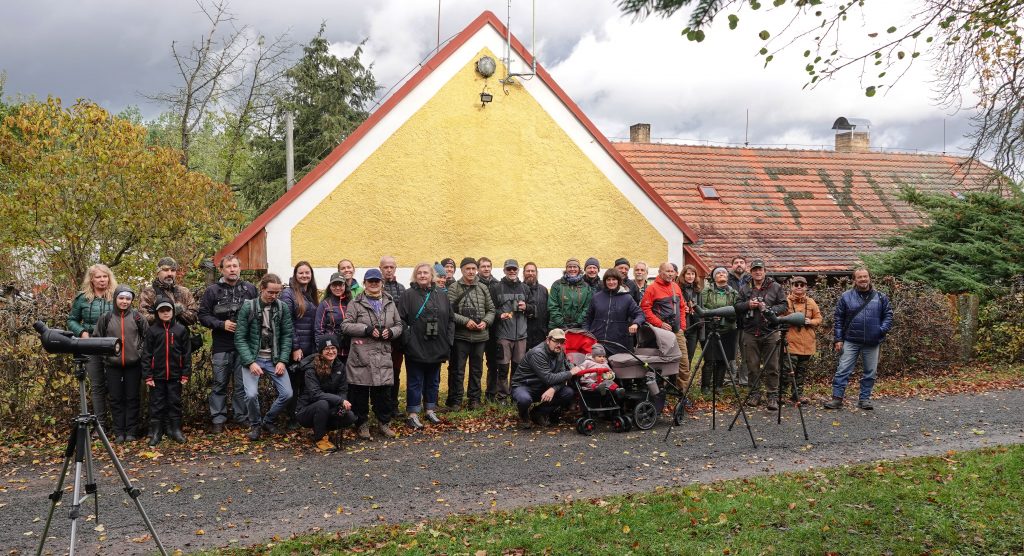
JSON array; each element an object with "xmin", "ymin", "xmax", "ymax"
[
  {"xmin": 114, "ymin": 433, "xmax": 126, "ymax": 444},
  {"xmin": 406, "ymin": 414, "xmax": 424, "ymax": 430},
  {"xmin": 529, "ymin": 408, "xmax": 550, "ymax": 427},
  {"xmin": 468, "ymin": 400, "xmax": 481, "ymax": 410},
  {"xmin": 286, "ymin": 420, "xmax": 301, "ymax": 431},
  {"xmin": 125, "ymin": 433, "xmax": 139, "ymax": 442},
  {"xmin": 746, "ymin": 391, "xmax": 762, "ymax": 407},
  {"xmin": 517, "ymin": 416, "xmax": 533, "ymax": 430},
  {"xmin": 167, "ymin": 420, "xmax": 187, "ymax": 443},
  {"xmin": 857, "ymin": 399, "xmax": 874, "ymax": 410},
  {"xmin": 823, "ymin": 397, "xmax": 844, "ymax": 410},
  {"xmin": 211, "ymin": 422, "xmax": 225, "ymax": 434},
  {"xmin": 765, "ymin": 395, "xmax": 779, "ymax": 411},
  {"xmin": 440, "ymin": 403, "xmax": 461, "ymax": 413},
  {"xmin": 263, "ymin": 421, "xmax": 282, "ymax": 435},
  {"xmin": 378, "ymin": 423, "xmax": 397, "ymax": 439},
  {"xmin": 316, "ymin": 435, "xmax": 336, "ymax": 452},
  {"xmin": 357, "ymin": 422, "xmax": 372, "ymax": 440},
  {"xmin": 424, "ymin": 410, "xmax": 441, "ymax": 425},
  {"xmin": 247, "ymin": 425, "xmax": 262, "ymax": 441}
]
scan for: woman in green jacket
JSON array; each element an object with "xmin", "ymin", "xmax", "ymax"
[
  {"xmin": 699, "ymin": 267, "xmax": 738, "ymax": 395},
  {"xmin": 68, "ymin": 263, "xmax": 118, "ymax": 426}
]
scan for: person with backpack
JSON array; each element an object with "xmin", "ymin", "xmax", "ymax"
[
  {"xmin": 234, "ymin": 274, "xmax": 294, "ymax": 441},
  {"xmin": 445, "ymin": 258, "xmax": 495, "ymax": 411},
  {"xmin": 142, "ymin": 296, "xmax": 191, "ymax": 446},
  {"xmin": 95, "ymin": 285, "xmax": 147, "ymax": 442}
]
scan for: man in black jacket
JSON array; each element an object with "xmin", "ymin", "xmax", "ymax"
[
  {"xmin": 380, "ymin": 255, "xmax": 407, "ymax": 410},
  {"xmin": 487, "ymin": 260, "xmax": 529, "ymax": 403},
  {"xmin": 510, "ymin": 329, "xmax": 583, "ymax": 429},
  {"xmin": 198, "ymin": 254, "xmax": 258, "ymax": 433},
  {"xmin": 735, "ymin": 259, "xmax": 788, "ymax": 410},
  {"xmin": 522, "ymin": 262, "xmax": 549, "ymax": 349}
]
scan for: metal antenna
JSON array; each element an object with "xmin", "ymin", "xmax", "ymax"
[{"xmin": 745, "ymin": 108, "xmax": 749, "ymax": 146}]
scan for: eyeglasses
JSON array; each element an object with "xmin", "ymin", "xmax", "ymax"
[
  {"xmin": 793, "ymin": 284, "xmax": 807, "ymax": 288},
  {"xmin": 551, "ymin": 338, "xmax": 566, "ymax": 344}
]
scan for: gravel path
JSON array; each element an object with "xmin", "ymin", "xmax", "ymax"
[{"xmin": 4, "ymin": 389, "xmax": 1022, "ymax": 555}]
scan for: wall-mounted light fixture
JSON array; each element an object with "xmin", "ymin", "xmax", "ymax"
[
  {"xmin": 476, "ymin": 56, "xmax": 496, "ymax": 78},
  {"xmin": 480, "ymin": 90, "xmax": 493, "ymax": 106}
]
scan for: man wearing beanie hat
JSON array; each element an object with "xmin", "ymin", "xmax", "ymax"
[
  {"xmin": 548, "ymin": 258, "xmax": 592, "ymax": 330},
  {"xmin": 440, "ymin": 258, "xmax": 457, "ymax": 288},
  {"xmin": 583, "ymin": 257, "xmax": 602, "ymax": 293},
  {"xmin": 445, "ymin": 257, "xmax": 495, "ymax": 410},
  {"xmin": 615, "ymin": 258, "xmax": 640, "ymax": 303},
  {"xmin": 140, "ymin": 256, "xmax": 198, "ymax": 327}
]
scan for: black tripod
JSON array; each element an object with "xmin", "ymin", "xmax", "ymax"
[
  {"xmin": 674, "ymin": 318, "xmax": 757, "ymax": 448},
  {"xmin": 37, "ymin": 357, "xmax": 167, "ymax": 556},
  {"xmin": 728, "ymin": 326, "xmax": 810, "ymax": 442}
]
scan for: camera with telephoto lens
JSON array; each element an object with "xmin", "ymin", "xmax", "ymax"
[
  {"xmin": 212, "ymin": 301, "xmax": 241, "ymax": 320},
  {"xmin": 423, "ymin": 316, "xmax": 439, "ymax": 338},
  {"xmin": 747, "ymin": 296, "xmax": 765, "ymax": 319}
]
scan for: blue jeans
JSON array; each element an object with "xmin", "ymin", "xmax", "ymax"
[
  {"xmin": 209, "ymin": 351, "xmax": 251, "ymax": 424},
  {"xmin": 242, "ymin": 358, "xmax": 293, "ymax": 427},
  {"xmin": 832, "ymin": 341, "xmax": 880, "ymax": 401},
  {"xmin": 405, "ymin": 359, "xmax": 441, "ymax": 414}
]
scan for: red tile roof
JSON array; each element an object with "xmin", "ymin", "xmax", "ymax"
[{"xmin": 614, "ymin": 143, "xmax": 997, "ymax": 273}]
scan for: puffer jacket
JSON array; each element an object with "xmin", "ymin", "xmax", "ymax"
[
  {"xmin": 489, "ymin": 277, "xmax": 529, "ymax": 341},
  {"xmin": 398, "ymin": 283, "xmax": 454, "ymax": 364},
  {"xmin": 524, "ymin": 281, "xmax": 549, "ymax": 349},
  {"xmin": 95, "ymin": 308, "xmax": 148, "ymax": 367},
  {"xmin": 448, "ymin": 279, "xmax": 496, "ymax": 343},
  {"xmin": 140, "ymin": 280, "xmax": 198, "ymax": 326},
  {"xmin": 681, "ymin": 281, "xmax": 702, "ymax": 331},
  {"xmin": 295, "ymin": 353, "xmax": 348, "ymax": 413},
  {"xmin": 785, "ymin": 293, "xmax": 823, "ymax": 356},
  {"xmin": 547, "ymin": 277, "xmax": 592, "ymax": 330},
  {"xmin": 735, "ymin": 279, "xmax": 787, "ymax": 336},
  {"xmin": 314, "ymin": 294, "xmax": 351, "ymax": 357},
  {"xmin": 641, "ymin": 277, "xmax": 687, "ymax": 333},
  {"xmin": 511, "ymin": 341, "xmax": 572, "ymax": 390},
  {"xmin": 68, "ymin": 293, "xmax": 113, "ymax": 337},
  {"xmin": 141, "ymin": 317, "xmax": 191, "ymax": 381},
  {"xmin": 700, "ymin": 284, "xmax": 738, "ymax": 333},
  {"xmin": 280, "ymin": 286, "xmax": 317, "ymax": 358},
  {"xmin": 341, "ymin": 292, "xmax": 402, "ymax": 386},
  {"xmin": 584, "ymin": 286, "xmax": 644, "ymax": 354},
  {"xmin": 234, "ymin": 297, "xmax": 294, "ymax": 366},
  {"xmin": 834, "ymin": 287, "xmax": 893, "ymax": 347}
]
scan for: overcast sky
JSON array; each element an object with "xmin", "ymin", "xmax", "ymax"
[{"xmin": 1, "ymin": 0, "xmax": 976, "ymax": 155}]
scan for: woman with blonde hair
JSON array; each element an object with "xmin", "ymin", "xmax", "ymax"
[{"xmin": 68, "ymin": 263, "xmax": 119, "ymax": 427}]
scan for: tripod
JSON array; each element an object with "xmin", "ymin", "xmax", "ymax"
[
  {"xmin": 37, "ymin": 356, "xmax": 167, "ymax": 556},
  {"xmin": 727, "ymin": 326, "xmax": 810, "ymax": 442},
  {"xmin": 673, "ymin": 319, "xmax": 757, "ymax": 448}
]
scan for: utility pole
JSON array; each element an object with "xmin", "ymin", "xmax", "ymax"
[{"xmin": 285, "ymin": 111, "xmax": 295, "ymax": 190}]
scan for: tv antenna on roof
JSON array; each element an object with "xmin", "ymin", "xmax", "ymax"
[{"xmin": 501, "ymin": 0, "xmax": 537, "ymax": 86}]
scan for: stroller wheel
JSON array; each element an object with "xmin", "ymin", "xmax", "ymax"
[
  {"xmin": 673, "ymin": 400, "xmax": 688, "ymax": 426},
  {"xmin": 580, "ymin": 418, "xmax": 596, "ymax": 436},
  {"xmin": 622, "ymin": 415, "xmax": 633, "ymax": 432},
  {"xmin": 574, "ymin": 417, "xmax": 586, "ymax": 434},
  {"xmin": 612, "ymin": 416, "xmax": 626, "ymax": 432},
  {"xmin": 633, "ymin": 401, "xmax": 658, "ymax": 430}
]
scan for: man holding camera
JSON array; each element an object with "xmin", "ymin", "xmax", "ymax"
[
  {"xmin": 140, "ymin": 257, "xmax": 198, "ymax": 327},
  {"xmin": 445, "ymin": 257, "xmax": 495, "ymax": 411},
  {"xmin": 735, "ymin": 259, "xmax": 788, "ymax": 410},
  {"xmin": 487, "ymin": 259, "xmax": 529, "ymax": 404},
  {"xmin": 199, "ymin": 254, "xmax": 258, "ymax": 433}
]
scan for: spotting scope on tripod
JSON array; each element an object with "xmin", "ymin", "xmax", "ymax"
[{"xmin": 32, "ymin": 321, "xmax": 167, "ymax": 556}]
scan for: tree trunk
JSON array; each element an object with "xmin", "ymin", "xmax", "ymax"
[{"xmin": 954, "ymin": 293, "xmax": 980, "ymax": 362}]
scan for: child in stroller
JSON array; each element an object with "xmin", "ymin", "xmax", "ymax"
[{"xmin": 572, "ymin": 343, "xmax": 619, "ymax": 397}]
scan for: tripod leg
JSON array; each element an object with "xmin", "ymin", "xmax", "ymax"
[
  {"xmin": 83, "ymin": 419, "xmax": 99, "ymax": 521},
  {"xmin": 36, "ymin": 426, "xmax": 79, "ymax": 556},
  {"xmin": 719, "ymin": 334, "xmax": 757, "ymax": 449},
  {"xmin": 68, "ymin": 420, "xmax": 90, "ymax": 556},
  {"xmin": 93, "ymin": 421, "xmax": 169, "ymax": 555},
  {"xmin": 782, "ymin": 346, "xmax": 810, "ymax": 441}
]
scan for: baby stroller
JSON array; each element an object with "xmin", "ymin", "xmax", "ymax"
[
  {"xmin": 606, "ymin": 323, "xmax": 688, "ymax": 430},
  {"xmin": 564, "ymin": 329, "xmax": 632, "ymax": 435}
]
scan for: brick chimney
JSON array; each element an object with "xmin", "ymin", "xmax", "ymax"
[
  {"xmin": 629, "ymin": 123, "xmax": 651, "ymax": 143},
  {"xmin": 832, "ymin": 117, "xmax": 871, "ymax": 153}
]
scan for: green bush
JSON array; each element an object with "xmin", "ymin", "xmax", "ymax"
[{"xmin": 975, "ymin": 279, "xmax": 1024, "ymax": 363}]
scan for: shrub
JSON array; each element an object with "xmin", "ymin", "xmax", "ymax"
[{"xmin": 975, "ymin": 278, "xmax": 1024, "ymax": 363}]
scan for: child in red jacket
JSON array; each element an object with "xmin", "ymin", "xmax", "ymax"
[{"xmin": 141, "ymin": 296, "xmax": 191, "ymax": 447}]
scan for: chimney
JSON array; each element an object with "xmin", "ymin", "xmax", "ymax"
[
  {"xmin": 832, "ymin": 117, "xmax": 871, "ymax": 153},
  {"xmin": 629, "ymin": 123, "xmax": 651, "ymax": 143}
]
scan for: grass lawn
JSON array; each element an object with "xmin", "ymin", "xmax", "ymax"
[{"xmin": 209, "ymin": 445, "xmax": 1024, "ymax": 555}]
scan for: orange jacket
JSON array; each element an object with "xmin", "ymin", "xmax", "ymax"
[
  {"xmin": 784, "ymin": 293, "xmax": 822, "ymax": 356},
  {"xmin": 640, "ymin": 277, "xmax": 687, "ymax": 332}
]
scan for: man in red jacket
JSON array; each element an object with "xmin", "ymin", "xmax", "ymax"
[{"xmin": 640, "ymin": 262, "xmax": 691, "ymax": 387}]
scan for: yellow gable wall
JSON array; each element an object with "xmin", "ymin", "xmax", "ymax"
[{"xmin": 292, "ymin": 48, "xmax": 668, "ymax": 268}]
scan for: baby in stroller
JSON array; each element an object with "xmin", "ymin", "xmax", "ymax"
[{"xmin": 572, "ymin": 343, "xmax": 619, "ymax": 397}]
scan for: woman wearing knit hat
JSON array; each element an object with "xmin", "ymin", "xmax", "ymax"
[
  {"xmin": 548, "ymin": 258, "xmax": 592, "ymax": 331},
  {"xmin": 295, "ymin": 335, "xmax": 356, "ymax": 451}
]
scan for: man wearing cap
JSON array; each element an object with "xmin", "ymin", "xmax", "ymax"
[
  {"xmin": 583, "ymin": 257, "xmax": 602, "ymax": 293},
  {"xmin": 548, "ymin": 258, "xmax": 592, "ymax": 330},
  {"xmin": 379, "ymin": 256, "xmax": 407, "ymax": 410},
  {"xmin": 735, "ymin": 259, "xmax": 788, "ymax": 410},
  {"xmin": 140, "ymin": 257, "xmax": 198, "ymax": 326},
  {"xmin": 510, "ymin": 329, "xmax": 585, "ymax": 429},
  {"xmin": 487, "ymin": 259, "xmax": 530, "ymax": 403},
  {"xmin": 199, "ymin": 254, "xmax": 259, "ymax": 433},
  {"xmin": 615, "ymin": 258, "xmax": 641, "ymax": 303},
  {"xmin": 445, "ymin": 257, "xmax": 496, "ymax": 410},
  {"xmin": 641, "ymin": 262, "xmax": 691, "ymax": 386},
  {"xmin": 522, "ymin": 262, "xmax": 549, "ymax": 350}
]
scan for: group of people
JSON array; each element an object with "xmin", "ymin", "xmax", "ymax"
[{"xmin": 68, "ymin": 252, "xmax": 892, "ymax": 450}]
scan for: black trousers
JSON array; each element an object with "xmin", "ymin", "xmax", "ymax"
[
  {"xmin": 700, "ymin": 329, "xmax": 736, "ymax": 390},
  {"xmin": 296, "ymin": 400, "xmax": 356, "ymax": 438},
  {"xmin": 348, "ymin": 384, "xmax": 394, "ymax": 425},
  {"xmin": 105, "ymin": 363, "xmax": 141, "ymax": 436},
  {"xmin": 780, "ymin": 353, "xmax": 811, "ymax": 399},
  {"xmin": 149, "ymin": 379, "xmax": 183, "ymax": 424},
  {"xmin": 284, "ymin": 364, "xmax": 305, "ymax": 422},
  {"xmin": 447, "ymin": 339, "xmax": 486, "ymax": 406}
]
